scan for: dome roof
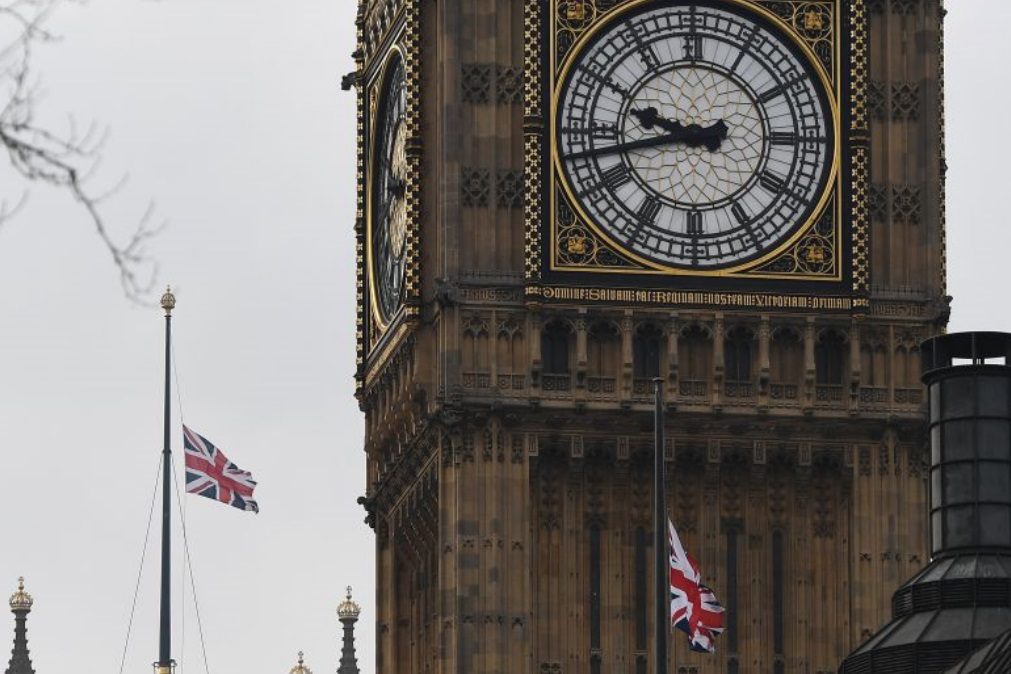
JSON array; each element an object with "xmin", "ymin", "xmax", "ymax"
[
  {"xmin": 290, "ymin": 651, "xmax": 312, "ymax": 674},
  {"xmin": 9, "ymin": 577, "xmax": 32, "ymax": 612},
  {"xmin": 338, "ymin": 586, "xmax": 361, "ymax": 620}
]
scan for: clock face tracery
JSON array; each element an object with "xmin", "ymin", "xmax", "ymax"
[
  {"xmin": 370, "ymin": 56, "xmax": 408, "ymax": 327},
  {"xmin": 554, "ymin": 1, "xmax": 837, "ymax": 272}
]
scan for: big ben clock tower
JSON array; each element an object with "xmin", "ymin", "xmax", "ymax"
[{"xmin": 352, "ymin": 1, "xmax": 947, "ymax": 672}]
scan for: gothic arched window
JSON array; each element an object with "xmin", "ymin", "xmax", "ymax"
[
  {"xmin": 541, "ymin": 320, "xmax": 572, "ymax": 375},
  {"xmin": 587, "ymin": 322, "xmax": 620, "ymax": 377},
  {"xmin": 634, "ymin": 324, "xmax": 663, "ymax": 379},
  {"xmin": 816, "ymin": 330, "xmax": 848, "ymax": 386},
  {"xmin": 724, "ymin": 327, "xmax": 754, "ymax": 383},
  {"xmin": 679, "ymin": 325, "xmax": 712, "ymax": 381}
]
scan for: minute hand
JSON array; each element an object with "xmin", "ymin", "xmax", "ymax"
[
  {"xmin": 566, "ymin": 122, "xmax": 727, "ymax": 161},
  {"xmin": 566, "ymin": 130, "xmax": 693, "ymax": 161}
]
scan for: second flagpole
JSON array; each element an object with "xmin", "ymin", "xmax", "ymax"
[
  {"xmin": 157, "ymin": 287, "xmax": 176, "ymax": 674},
  {"xmin": 654, "ymin": 377, "xmax": 668, "ymax": 674}
]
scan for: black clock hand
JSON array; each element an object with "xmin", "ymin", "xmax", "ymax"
[
  {"xmin": 387, "ymin": 177, "xmax": 406, "ymax": 199},
  {"xmin": 568, "ymin": 116, "xmax": 730, "ymax": 160},
  {"xmin": 631, "ymin": 107, "xmax": 730, "ymax": 152},
  {"xmin": 566, "ymin": 130, "xmax": 694, "ymax": 160}
]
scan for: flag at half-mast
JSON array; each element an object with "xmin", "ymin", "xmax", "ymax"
[
  {"xmin": 669, "ymin": 518, "xmax": 725, "ymax": 653},
  {"xmin": 183, "ymin": 425, "xmax": 259, "ymax": 513}
]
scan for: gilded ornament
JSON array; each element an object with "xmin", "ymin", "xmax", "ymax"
[
  {"xmin": 290, "ymin": 651, "xmax": 313, "ymax": 674},
  {"xmin": 8, "ymin": 576, "xmax": 32, "ymax": 612},
  {"xmin": 566, "ymin": 1, "xmax": 586, "ymax": 22},
  {"xmin": 804, "ymin": 9, "xmax": 824, "ymax": 31},
  {"xmin": 338, "ymin": 586, "xmax": 362, "ymax": 620},
  {"xmin": 567, "ymin": 237, "xmax": 588, "ymax": 255}
]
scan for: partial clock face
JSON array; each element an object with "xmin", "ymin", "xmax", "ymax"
[
  {"xmin": 556, "ymin": 1, "xmax": 836, "ymax": 270},
  {"xmin": 371, "ymin": 57, "xmax": 408, "ymax": 325}
]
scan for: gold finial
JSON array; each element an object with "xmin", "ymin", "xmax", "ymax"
[
  {"xmin": 9, "ymin": 576, "xmax": 33, "ymax": 612},
  {"xmin": 160, "ymin": 285, "xmax": 176, "ymax": 316},
  {"xmin": 337, "ymin": 585, "xmax": 362, "ymax": 620},
  {"xmin": 289, "ymin": 651, "xmax": 312, "ymax": 674}
]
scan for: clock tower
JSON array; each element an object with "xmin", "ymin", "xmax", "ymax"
[{"xmin": 352, "ymin": 0, "xmax": 947, "ymax": 672}]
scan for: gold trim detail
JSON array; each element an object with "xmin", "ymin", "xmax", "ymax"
[
  {"xmin": 537, "ymin": 286, "xmax": 855, "ymax": 311},
  {"xmin": 524, "ymin": 0, "xmax": 544, "ymax": 284},
  {"xmin": 748, "ymin": 198, "xmax": 837, "ymax": 277},
  {"xmin": 556, "ymin": 194, "xmax": 637, "ymax": 269},
  {"xmin": 402, "ymin": 0, "xmax": 422, "ymax": 306},
  {"xmin": 849, "ymin": 0, "xmax": 870, "ymax": 295},
  {"xmin": 355, "ymin": 4, "xmax": 367, "ymax": 378},
  {"xmin": 756, "ymin": 1, "xmax": 836, "ymax": 79}
]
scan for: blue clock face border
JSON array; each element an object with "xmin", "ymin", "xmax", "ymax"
[{"xmin": 535, "ymin": 0, "xmax": 857, "ymax": 300}]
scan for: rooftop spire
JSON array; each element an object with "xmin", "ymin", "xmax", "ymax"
[
  {"xmin": 337, "ymin": 587, "xmax": 361, "ymax": 674},
  {"xmin": 5, "ymin": 577, "xmax": 35, "ymax": 674},
  {"xmin": 289, "ymin": 651, "xmax": 312, "ymax": 674}
]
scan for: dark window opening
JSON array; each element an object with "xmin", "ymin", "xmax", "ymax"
[
  {"xmin": 816, "ymin": 331, "xmax": 847, "ymax": 385},
  {"xmin": 725, "ymin": 327, "xmax": 754, "ymax": 383},
  {"xmin": 634, "ymin": 325, "xmax": 663, "ymax": 379},
  {"xmin": 542, "ymin": 321, "xmax": 571, "ymax": 375},
  {"xmin": 588, "ymin": 322, "xmax": 619, "ymax": 377}
]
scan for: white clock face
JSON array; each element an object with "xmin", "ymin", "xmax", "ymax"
[
  {"xmin": 556, "ymin": 1, "xmax": 836, "ymax": 270},
  {"xmin": 371, "ymin": 58, "xmax": 408, "ymax": 325}
]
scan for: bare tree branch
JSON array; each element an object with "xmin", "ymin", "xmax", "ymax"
[{"xmin": 1, "ymin": 0, "xmax": 160, "ymax": 301}]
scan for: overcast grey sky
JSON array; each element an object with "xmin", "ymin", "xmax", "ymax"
[{"xmin": 0, "ymin": 1, "xmax": 1007, "ymax": 673}]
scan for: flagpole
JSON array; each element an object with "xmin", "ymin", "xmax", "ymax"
[
  {"xmin": 157, "ymin": 287, "xmax": 176, "ymax": 674},
  {"xmin": 654, "ymin": 377, "xmax": 668, "ymax": 674}
]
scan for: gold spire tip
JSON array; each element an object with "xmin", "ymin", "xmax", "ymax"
[
  {"xmin": 9, "ymin": 576, "xmax": 33, "ymax": 612},
  {"xmin": 338, "ymin": 585, "xmax": 362, "ymax": 620},
  {"xmin": 290, "ymin": 650, "xmax": 312, "ymax": 674},
  {"xmin": 160, "ymin": 285, "xmax": 176, "ymax": 316}
]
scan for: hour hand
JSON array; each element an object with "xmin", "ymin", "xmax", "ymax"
[
  {"xmin": 387, "ymin": 177, "xmax": 406, "ymax": 199},
  {"xmin": 631, "ymin": 107, "xmax": 728, "ymax": 152},
  {"xmin": 630, "ymin": 107, "xmax": 683, "ymax": 134}
]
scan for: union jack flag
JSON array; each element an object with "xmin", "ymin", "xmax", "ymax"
[
  {"xmin": 669, "ymin": 518, "xmax": 725, "ymax": 653},
  {"xmin": 183, "ymin": 426, "xmax": 259, "ymax": 513}
]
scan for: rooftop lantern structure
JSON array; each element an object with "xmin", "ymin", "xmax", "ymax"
[{"xmin": 841, "ymin": 332, "xmax": 1011, "ymax": 673}]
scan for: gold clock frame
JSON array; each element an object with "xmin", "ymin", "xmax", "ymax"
[
  {"xmin": 356, "ymin": 0, "xmax": 423, "ymax": 379},
  {"xmin": 524, "ymin": 0, "xmax": 871, "ymax": 305},
  {"xmin": 366, "ymin": 45, "xmax": 408, "ymax": 335}
]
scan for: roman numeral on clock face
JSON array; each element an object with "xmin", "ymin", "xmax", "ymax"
[
  {"xmin": 684, "ymin": 34, "xmax": 704, "ymax": 61},
  {"xmin": 687, "ymin": 210, "xmax": 704, "ymax": 235},
  {"xmin": 602, "ymin": 163, "xmax": 632, "ymax": 190},
  {"xmin": 731, "ymin": 203, "xmax": 750, "ymax": 225},
  {"xmin": 769, "ymin": 131, "xmax": 798, "ymax": 145},
  {"xmin": 636, "ymin": 196, "xmax": 661, "ymax": 225},
  {"xmin": 760, "ymin": 171, "xmax": 787, "ymax": 194}
]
